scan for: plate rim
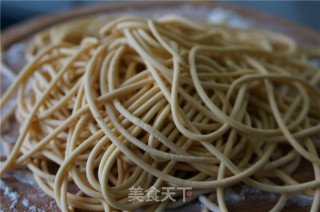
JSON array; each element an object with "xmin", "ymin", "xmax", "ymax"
[{"xmin": 1, "ymin": 1, "xmax": 320, "ymax": 50}]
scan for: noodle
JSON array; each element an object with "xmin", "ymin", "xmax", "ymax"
[{"xmin": 1, "ymin": 15, "xmax": 320, "ymax": 212}]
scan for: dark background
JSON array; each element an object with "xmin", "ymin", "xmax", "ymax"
[{"xmin": 1, "ymin": 1, "xmax": 320, "ymax": 33}]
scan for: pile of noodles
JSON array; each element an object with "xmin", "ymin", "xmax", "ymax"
[{"xmin": 1, "ymin": 15, "xmax": 320, "ymax": 211}]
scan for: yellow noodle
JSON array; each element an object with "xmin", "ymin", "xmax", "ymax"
[{"xmin": 1, "ymin": 15, "xmax": 320, "ymax": 212}]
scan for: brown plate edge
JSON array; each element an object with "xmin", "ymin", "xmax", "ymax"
[{"xmin": 1, "ymin": 1, "xmax": 320, "ymax": 50}]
